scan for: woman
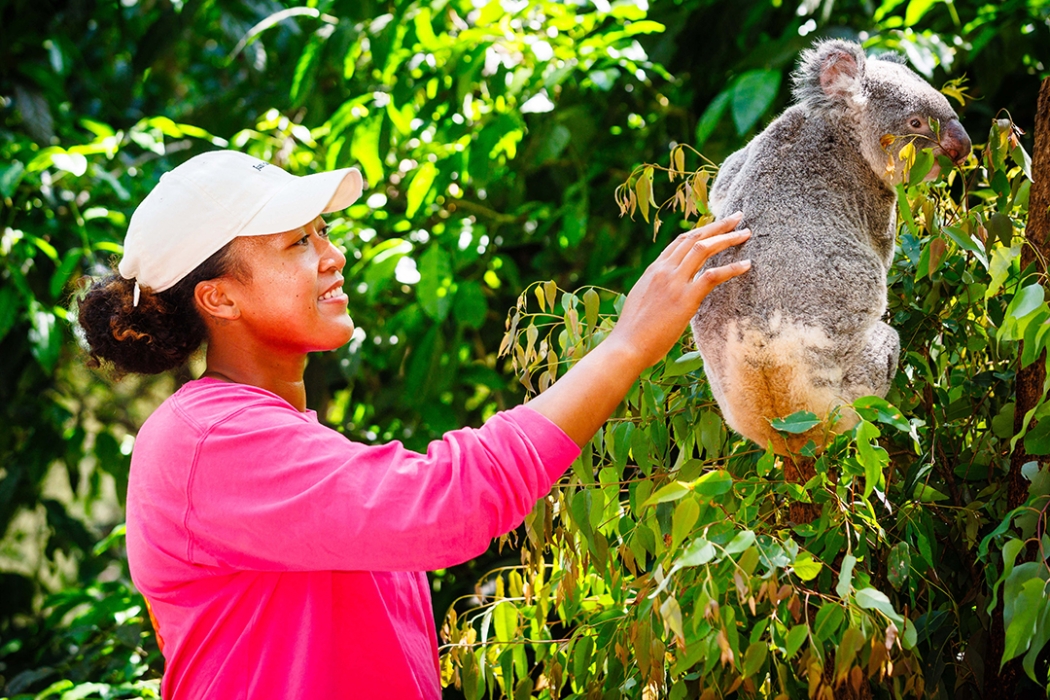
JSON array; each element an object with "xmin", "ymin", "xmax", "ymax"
[{"xmin": 78, "ymin": 149, "xmax": 750, "ymax": 698}]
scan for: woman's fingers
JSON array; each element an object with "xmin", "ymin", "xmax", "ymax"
[
  {"xmin": 680, "ymin": 227, "xmax": 752, "ymax": 277},
  {"xmin": 694, "ymin": 258, "xmax": 752, "ymax": 297},
  {"xmin": 666, "ymin": 212, "xmax": 745, "ymax": 265}
]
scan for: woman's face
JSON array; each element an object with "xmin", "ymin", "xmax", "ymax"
[{"xmin": 222, "ymin": 217, "xmax": 355, "ymax": 354}]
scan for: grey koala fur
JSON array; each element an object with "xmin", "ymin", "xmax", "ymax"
[{"xmin": 691, "ymin": 39, "xmax": 971, "ymax": 454}]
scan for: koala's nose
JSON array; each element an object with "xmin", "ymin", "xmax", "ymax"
[{"xmin": 941, "ymin": 119, "xmax": 972, "ymax": 164}]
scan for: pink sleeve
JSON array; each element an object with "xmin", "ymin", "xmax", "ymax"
[{"xmin": 184, "ymin": 403, "xmax": 579, "ymax": 572}]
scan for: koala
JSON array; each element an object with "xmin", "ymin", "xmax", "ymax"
[{"xmin": 691, "ymin": 39, "xmax": 971, "ymax": 454}]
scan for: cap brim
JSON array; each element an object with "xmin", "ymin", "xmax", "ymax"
[{"xmin": 240, "ymin": 167, "xmax": 364, "ymax": 236}]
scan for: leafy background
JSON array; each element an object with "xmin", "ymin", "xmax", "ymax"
[{"xmin": 1, "ymin": 0, "xmax": 1049, "ymax": 698}]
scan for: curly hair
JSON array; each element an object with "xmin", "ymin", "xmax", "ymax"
[{"xmin": 78, "ymin": 242, "xmax": 244, "ymax": 375}]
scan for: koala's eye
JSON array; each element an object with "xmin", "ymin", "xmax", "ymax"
[{"xmin": 910, "ymin": 118, "xmax": 923, "ymax": 129}]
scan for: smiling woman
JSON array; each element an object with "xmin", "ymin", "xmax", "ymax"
[{"xmin": 75, "ymin": 149, "xmax": 751, "ymax": 699}]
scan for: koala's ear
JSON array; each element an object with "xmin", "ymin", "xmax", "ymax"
[
  {"xmin": 817, "ymin": 43, "xmax": 865, "ymax": 97},
  {"xmin": 792, "ymin": 40, "xmax": 866, "ymax": 108}
]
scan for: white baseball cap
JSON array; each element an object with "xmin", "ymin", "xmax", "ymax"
[{"xmin": 118, "ymin": 150, "xmax": 364, "ymax": 302}]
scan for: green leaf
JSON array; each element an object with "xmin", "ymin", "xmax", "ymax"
[
  {"xmin": 793, "ymin": 552, "xmax": 822, "ymax": 581},
  {"xmin": 493, "ymin": 601, "xmax": 517, "ymax": 643},
  {"xmin": 1021, "ymin": 315, "xmax": 1050, "ymax": 368},
  {"xmin": 913, "ymin": 483, "xmax": 949, "ymax": 502},
  {"xmin": 0, "ymin": 160, "xmax": 25, "ymax": 198},
  {"xmin": 1003, "ymin": 566, "xmax": 1049, "ymax": 664},
  {"xmin": 417, "ymin": 245, "xmax": 453, "ymax": 321},
  {"xmin": 50, "ymin": 248, "xmax": 83, "ymax": 299},
  {"xmin": 622, "ymin": 20, "xmax": 666, "ymax": 35},
  {"xmin": 988, "ymin": 212, "xmax": 1015, "ymax": 247},
  {"xmin": 696, "ymin": 90, "xmax": 729, "ymax": 146},
  {"xmin": 785, "ymin": 624, "xmax": 809, "ymax": 658},
  {"xmin": 582, "ymin": 288, "xmax": 600, "ymax": 330},
  {"xmin": 852, "ymin": 396, "xmax": 910, "ymax": 431},
  {"xmin": 678, "ymin": 538, "xmax": 717, "ymax": 567},
  {"xmin": 635, "ymin": 167, "xmax": 654, "ymax": 223},
  {"xmin": 1006, "ymin": 283, "xmax": 1046, "ymax": 322},
  {"xmin": 453, "ymin": 281, "xmax": 488, "ymax": 329},
  {"xmin": 671, "ymin": 498, "xmax": 700, "ymax": 551},
  {"xmin": 987, "ymin": 244, "xmax": 1021, "ymax": 297},
  {"xmin": 905, "ymin": 0, "xmax": 940, "ymax": 26},
  {"xmin": 1012, "ymin": 144, "xmax": 1034, "ymax": 181},
  {"xmin": 896, "ymin": 183, "xmax": 918, "ymax": 235},
  {"xmin": 350, "ymin": 116, "xmax": 384, "ymax": 186},
  {"xmin": 834, "ymin": 627, "xmax": 868, "ymax": 681},
  {"xmin": 942, "ymin": 224, "xmax": 986, "ymax": 258},
  {"xmin": 731, "ymin": 70, "xmax": 781, "ymax": 135},
  {"xmin": 855, "ymin": 587, "xmax": 903, "ymax": 626},
  {"xmin": 28, "ymin": 303, "xmax": 61, "ymax": 373},
  {"xmin": 887, "ymin": 542, "xmax": 912, "ymax": 590},
  {"xmin": 644, "ymin": 480, "xmax": 692, "ymax": 507},
  {"xmin": 855, "ymin": 419, "xmax": 888, "ymax": 498},
  {"xmin": 693, "ymin": 469, "xmax": 733, "ymax": 497},
  {"xmin": 412, "ymin": 6, "xmax": 440, "ymax": 50},
  {"xmin": 723, "ymin": 530, "xmax": 755, "ymax": 556},
  {"xmin": 770, "ymin": 411, "xmax": 821, "ymax": 434},
  {"xmin": 698, "ymin": 410, "xmax": 723, "ymax": 456},
  {"xmin": 1023, "ymin": 598, "xmax": 1050, "ymax": 682},
  {"xmin": 573, "ymin": 635, "xmax": 594, "ymax": 683},
  {"xmin": 741, "ymin": 641, "xmax": 768, "ymax": 678},
  {"xmin": 663, "ymin": 350, "xmax": 704, "ymax": 378},
  {"xmin": 406, "ymin": 162, "xmax": 438, "ymax": 218},
  {"xmin": 836, "ymin": 554, "xmax": 856, "ymax": 598},
  {"xmin": 404, "ymin": 324, "xmax": 445, "ymax": 406},
  {"xmin": 386, "ymin": 101, "xmax": 414, "ymax": 135},
  {"xmin": 907, "ymin": 148, "xmax": 935, "ymax": 185},
  {"xmin": 902, "ymin": 617, "xmax": 918, "ymax": 650},
  {"xmin": 1024, "ymin": 420, "xmax": 1050, "ymax": 456},
  {"xmin": 813, "ymin": 603, "xmax": 845, "ymax": 641},
  {"xmin": 290, "ymin": 36, "xmax": 322, "ymax": 102}
]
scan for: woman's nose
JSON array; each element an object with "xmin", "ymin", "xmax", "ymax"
[{"xmin": 319, "ymin": 237, "xmax": 347, "ymax": 271}]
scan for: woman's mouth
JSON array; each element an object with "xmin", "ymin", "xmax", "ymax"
[{"xmin": 319, "ymin": 287, "xmax": 347, "ymax": 302}]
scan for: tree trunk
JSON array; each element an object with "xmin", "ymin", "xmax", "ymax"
[
  {"xmin": 985, "ymin": 75, "xmax": 1050, "ymax": 700},
  {"xmin": 783, "ymin": 454, "xmax": 821, "ymax": 524}
]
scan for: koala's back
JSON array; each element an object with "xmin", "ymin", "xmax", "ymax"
[{"xmin": 692, "ymin": 107, "xmax": 898, "ymax": 452}]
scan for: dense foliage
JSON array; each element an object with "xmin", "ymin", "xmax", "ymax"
[
  {"xmin": 443, "ymin": 116, "xmax": 1048, "ymax": 699},
  {"xmin": 1, "ymin": 0, "xmax": 1049, "ymax": 698}
]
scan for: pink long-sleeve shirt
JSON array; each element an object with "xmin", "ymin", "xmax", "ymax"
[{"xmin": 125, "ymin": 378, "xmax": 578, "ymax": 699}]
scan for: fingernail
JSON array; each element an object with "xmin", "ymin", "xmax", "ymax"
[
  {"xmin": 740, "ymin": 259, "xmax": 752, "ymax": 268},
  {"xmin": 739, "ymin": 228, "xmax": 751, "ymax": 236},
  {"xmin": 730, "ymin": 211, "xmax": 744, "ymax": 219}
]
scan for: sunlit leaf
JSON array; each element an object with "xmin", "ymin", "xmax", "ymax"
[
  {"xmin": 644, "ymin": 480, "xmax": 692, "ymax": 506},
  {"xmin": 770, "ymin": 411, "xmax": 820, "ymax": 434},
  {"xmin": 793, "ymin": 551, "xmax": 822, "ymax": 581},
  {"xmin": 405, "ymin": 162, "xmax": 438, "ymax": 218},
  {"xmin": 693, "ymin": 469, "xmax": 733, "ymax": 497}
]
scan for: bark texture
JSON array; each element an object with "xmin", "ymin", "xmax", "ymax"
[{"xmin": 985, "ymin": 75, "xmax": 1050, "ymax": 700}]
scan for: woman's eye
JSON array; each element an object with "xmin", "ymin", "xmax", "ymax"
[
  {"xmin": 318, "ymin": 225, "xmax": 330, "ymax": 239},
  {"xmin": 296, "ymin": 234, "xmax": 311, "ymax": 246}
]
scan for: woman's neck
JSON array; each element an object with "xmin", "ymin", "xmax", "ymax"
[{"xmin": 202, "ymin": 344, "xmax": 309, "ymax": 412}]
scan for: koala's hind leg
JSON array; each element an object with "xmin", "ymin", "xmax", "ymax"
[{"xmin": 842, "ymin": 321, "xmax": 900, "ymax": 406}]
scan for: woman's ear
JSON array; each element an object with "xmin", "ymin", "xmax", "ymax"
[{"xmin": 194, "ymin": 279, "xmax": 241, "ymax": 321}]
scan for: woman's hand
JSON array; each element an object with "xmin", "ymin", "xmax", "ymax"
[
  {"xmin": 527, "ymin": 213, "xmax": 751, "ymax": 447},
  {"xmin": 605, "ymin": 212, "xmax": 751, "ymax": 371}
]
